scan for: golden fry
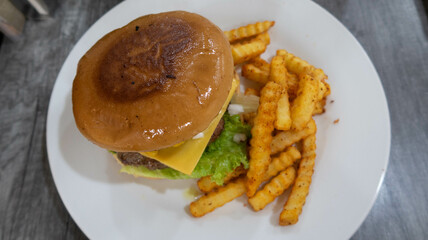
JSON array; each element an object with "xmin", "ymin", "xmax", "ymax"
[
  {"xmin": 232, "ymin": 40, "xmax": 267, "ymax": 65},
  {"xmin": 254, "ymin": 32, "xmax": 270, "ymax": 45},
  {"xmin": 249, "ymin": 167, "xmax": 296, "ymax": 211},
  {"xmin": 245, "ymin": 88, "xmax": 260, "ymax": 96},
  {"xmin": 246, "ymin": 81, "xmax": 282, "ymax": 197},
  {"xmin": 242, "ymin": 63, "xmax": 270, "ymax": 84},
  {"xmin": 286, "ymin": 72, "xmax": 299, "ymax": 99},
  {"xmin": 280, "ymin": 132, "xmax": 317, "ymax": 225},
  {"xmin": 271, "ymin": 118, "xmax": 316, "ymax": 155},
  {"xmin": 269, "ymin": 55, "xmax": 287, "ymax": 86},
  {"xmin": 282, "ymin": 50, "xmax": 315, "ymax": 76},
  {"xmin": 276, "ymin": 90, "xmax": 292, "ymax": 130},
  {"xmin": 250, "ymin": 57, "xmax": 270, "ymax": 72},
  {"xmin": 224, "ymin": 21, "xmax": 275, "ymax": 42},
  {"xmin": 265, "ymin": 146, "xmax": 301, "ymax": 179},
  {"xmin": 197, "ymin": 166, "xmax": 247, "ymax": 193},
  {"xmin": 313, "ymin": 98, "xmax": 326, "ymax": 115},
  {"xmin": 269, "ymin": 55, "xmax": 291, "ymax": 130},
  {"xmin": 290, "ymin": 74, "xmax": 319, "ymax": 130},
  {"xmin": 190, "ymin": 178, "xmax": 246, "ymax": 217}
]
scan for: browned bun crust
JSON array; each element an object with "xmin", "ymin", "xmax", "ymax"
[{"xmin": 72, "ymin": 11, "xmax": 233, "ymax": 152}]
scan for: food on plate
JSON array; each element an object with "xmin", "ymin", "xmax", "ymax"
[
  {"xmin": 270, "ymin": 55, "xmax": 292, "ymax": 130},
  {"xmin": 231, "ymin": 38, "xmax": 267, "ymax": 65},
  {"xmin": 197, "ymin": 165, "xmax": 247, "ymax": 193},
  {"xmin": 188, "ymin": 20, "xmax": 331, "ymax": 225},
  {"xmin": 246, "ymin": 81, "xmax": 282, "ymax": 197},
  {"xmin": 224, "ymin": 20, "xmax": 275, "ymax": 42},
  {"xmin": 264, "ymin": 147, "xmax": 300, "ymax": 179},
  {"xmin": 242, "ymin": 63, "xmax": 270, "ymax": 84},
  {"xmin": 72, "ymin": 13, "xmax": 331, "ymax": 226},
  {"xmin": 271, "ymin": 119, "xmax": 316, "ymax": 155},
  {"xmin": 290, "ymin": 74, "xmax": 319, "ymax": 130},
  {"xmin": 72, "ymin": 11, "xmax": 251, "ymax": 184},
  {"xmin": 190, "ymin": 177, "xmax": 246, "ymax": 217},
  {"xmin": 249, "ymin": 166, "xmax": 296, "ymax": 211},
  {"xmin": 280, "ymin": 133, "xmax": 317, "ymax": 225}
]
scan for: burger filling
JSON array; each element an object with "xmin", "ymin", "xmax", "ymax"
[
  {"xmin": 112, "ymin": 113, "xmax": 251, "ymax": 185},
  {"xmin": 116, "ymin": 119, "xmax": 225, "ymax": 171}
]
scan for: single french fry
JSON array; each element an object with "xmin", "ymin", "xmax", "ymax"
[
  {"xmin": 271, "ymin": 118, "xmax": 316, "ymax": 155},
  {"xmin": 276, "ymin": 90, "xmax": 292, "ymax": 130},
  {"xmin": 277, "ymin": 49, "xmax": 287, "ymax": 56},
  {"xmin": 265, "ymin": 146, "xmax": 301, "ymax": 179},
  {"xmin": 232, "ymin": 40, "xmax": 267, "ymax": 65},
  {"xmin": 280, "ymin": 132, "xmax": 317, "ymax": 225},
  {"xmin": 246, "ymin": 81, "xmax": 282, "ymax": 197},
  {"xmin": 249, "ymin": 167, "xmax": 296, "ymax": 211},
  {"xmin": 313, "ymin": 98, "xmax": 326, "ymax": 115},
  {"xmin": 290, "ymin": 74, "xmax": 319, "ymax": 130},
  {"xmin": 322, "ymin": 79, "xmax": 331, "ymax": 98},
  {"xmin": 270, "ymin": 55, "xmax": 292, "ymax": 130},
  {"xmin": 242, "ymin": 63, "xmax": 270, "ymax": 84},
  {"xmin": 190, "ymin": 178, "xmax": 246, "ymax": 217},
  {"xmin": 254, "ymin": 32, "xmax": 270, "ymax": 45},
  {"xmin": 269, "ymin": 55, "xmax": 287, "ymax": 86},
  {"xmin": 286, "ymin": 72, "xmax": 299, "ymax": 99},
  {"xmin": 245, "ymin": 88, "xmax": 260, "ymax": 96},
  {"xmin": 197, "ymin": 166, "xmax": 247, "ymax": 193},
  {"xmin": 282, "ymin": 51, "xmax": 315, "ymax": 76},
  {"xmin": 250, "ymin": 57, "xmax": 270, "ymax": 72},
  {"xmin": 224, "ymin": 21, "xmax": 275, "ymax": 42}
]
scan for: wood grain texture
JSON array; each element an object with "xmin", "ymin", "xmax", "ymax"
[{"xmin": 0, "ymin": 0, "xmax": 427, "ymax": 239}]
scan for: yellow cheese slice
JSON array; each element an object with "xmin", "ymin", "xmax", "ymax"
[{"xmin": 140, "ymin": 77, "xmax": 239, "ymax": 175}]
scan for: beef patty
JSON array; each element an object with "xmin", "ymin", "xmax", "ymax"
[{"xmin": 117, "ymin": 119, "xmax": 225, "ymax": 170}]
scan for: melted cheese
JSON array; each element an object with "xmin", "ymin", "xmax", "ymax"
[{"xmin": 140, "ymin": 77, "xmax": 239, "ymax": 175}]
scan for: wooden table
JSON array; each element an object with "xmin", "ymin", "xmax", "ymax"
[{"xmin": 1, "ymin": 0, "xmax": 427, "ymax": 239}]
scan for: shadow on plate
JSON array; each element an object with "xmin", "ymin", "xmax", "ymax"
[{"xmin": 58, "ymin": 91, "xmax": 191, "ymax": 192}]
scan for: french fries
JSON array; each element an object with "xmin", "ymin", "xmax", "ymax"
[
  {"xmin": 286, "ymin": 72, "xmax": 299, "ymax": 99},
  {"xmin": 242, "ymin": 63, "xmax": 270, "ymax": 84},
  {"xmin": 269, "ymin": 55, "xmax": 292, "ymax": 131},
  {"xmin": 197, "ymin": 166, "xmax": 247, "ymax": 193},
  {"xmin": 313, "ymin": 98, "xmax": 326, "ymax": 115},
  {"xmin": 232, "ymin": 39, "xmax": 267, "ymax": 65},
  {"xmin": 254, "ymin": 32, "xmax": 271, "ymax": 45},
  {"xmin": 190, "ymin": 178, "xmax": 246, "ymax": 217},
  {"xmin": 246, "ymin": 81, "xmax": 282, "ymax": 197},
  {"xmin": 249, "ymin": 167, "xmax": 296, "ymax": 211},
  {"xmin": 271, "ymin": 119, "xmax": 316, "ymax": 155},
  {"xmin": 280, "ymin": 132, "xmax": 317, "ymax": 225},
  {"xmin": 269, "ymin": 55, "xmax": 287, "ymax": 86},
  {"xmin": 265, "ymin": 147, "xmax": 300, "ymax": 179},
  {"xmin": 224, "ymin": 21, "xmax": 275, "ymax": 42},
  {"xmin": 282, "ymin": 50, "xmax": 315, "ymax": 76},
  {"xmin": 190, "ymin": 20, "xmax": 330, "ymax": 226},
  {"xmin": 290, "ymin": 74, "xmax": 319, "ymax": 130},
  {"xmin": 251, "ymin": 57, "xmax": 270, "ymax": 72}
]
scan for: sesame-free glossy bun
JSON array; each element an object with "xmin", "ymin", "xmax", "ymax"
[{"xmin": 72, "ymin": 11, "xmax": 233, "ymax": 152}]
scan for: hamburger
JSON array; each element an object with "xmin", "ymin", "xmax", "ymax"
[{"xmin": 72, "ymin": 11, "xmax": 251, "ymax": 184}]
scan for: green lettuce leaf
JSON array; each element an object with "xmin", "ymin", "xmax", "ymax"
[{"xmin": 118, "ymin": 113, "xmax": 251, "ymax": 185}]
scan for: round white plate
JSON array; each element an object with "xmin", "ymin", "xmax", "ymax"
[{"xmin": 46, "ymin": 0, "xmax": 391, "ymax": 239}]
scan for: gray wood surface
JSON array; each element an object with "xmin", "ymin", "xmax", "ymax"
[{"xmin": 0, "ymin": 0, "xmax": 427, "ymax": 239}]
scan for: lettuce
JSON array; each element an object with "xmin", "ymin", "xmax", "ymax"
[{"xmin": 118, "ymin": 113, "xmax": 251, "ymax": 185}]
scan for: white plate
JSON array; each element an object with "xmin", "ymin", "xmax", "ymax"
[{"xmin": 46, "ymin": 0, "xmax": 391, "ymax": 239}]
